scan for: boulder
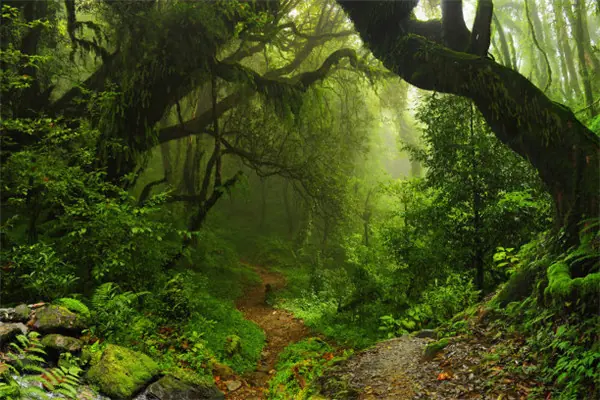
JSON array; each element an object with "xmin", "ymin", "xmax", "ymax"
[
  {"xmin": 33, "ymin": 305, "xmax": 87, "ymax": 334},
  {"xmin": 41, "ymin": 334, "xmax": 83, "ymax": 360},
  {"xmin": 0, "ymin": 304, "xmax": 30, "ymax": 323},
  {"xmin": 143, "ymin": 375, "xmax": 224, "ymax": 400},
  {"xmin": 0, "ymin": 322, "xmax": 28, "ymax": 346},
  {"xmin": 86, "ymin": 344, "xmax": 161, "ymax": 399}
]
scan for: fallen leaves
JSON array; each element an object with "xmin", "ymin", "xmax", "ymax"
[{"xmin": 437, "ymin": 372, "xmax": 452, "ymax": 381}]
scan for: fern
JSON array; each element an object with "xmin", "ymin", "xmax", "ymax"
[
  {"xmin": 53, "ymin": 298, "xmax": 91, "ymax": 320},
  {"xmin": 41, "ymin": 365, "xmax": 82, "ymax": 399},
  {"xmin": 0, "ymin": 332, "xmax": 51, "ymax": 400},
  {"xmin": 90, "ymin": 282, "xmax": 149, "ymax": 340}
]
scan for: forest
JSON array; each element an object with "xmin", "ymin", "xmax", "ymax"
[{"xmin": 0, "ymin": 0, "xmax": 598, "ymax": 399}]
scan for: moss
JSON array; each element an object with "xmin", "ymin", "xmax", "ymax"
[
  {"xmin": 85, "ymin": 344, "xmax": 161, "ymax": 399},
  {"xmin": 423, "ymin": 338, "xmax": 449, "ymax": 360},
  {"xmin": 545, "ymin": 261, "xmax": 600, "ymax": 301},
  {"xmin": 41, "ymin": 334, "xmax": 82, "ymax": 353},
  {"xmin": 14, "ymin": 304, "xmax": 30, "ymax": 321}
]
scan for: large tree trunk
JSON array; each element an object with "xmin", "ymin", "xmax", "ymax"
[{"xmin": 338, "ymin": 1, "xmax": 599, "ymax": 250}]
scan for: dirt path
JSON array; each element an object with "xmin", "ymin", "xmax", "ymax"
[{"xmin": 221, "ymin": 264, "xmax": 310, "ymax": 400}]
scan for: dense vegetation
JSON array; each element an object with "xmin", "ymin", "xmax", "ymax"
[{"xmin": 0, "ymin": 0, "xmax": 598, "ymax": 399}]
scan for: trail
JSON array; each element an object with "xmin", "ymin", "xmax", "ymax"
[{"xmin": 221, "ymin": 264, "xmax": 310, "ymax": 400}]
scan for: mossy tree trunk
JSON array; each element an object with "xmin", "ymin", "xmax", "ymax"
[{"xmin": 338, "ymin": 1, "xmax": 599, "ymax": 253}]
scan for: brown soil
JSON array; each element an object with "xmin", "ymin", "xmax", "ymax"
[{"xmin": 221, "ymin": 263, "xmax": 310, "ymax": 400}]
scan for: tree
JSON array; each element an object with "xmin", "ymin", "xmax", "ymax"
[
  {"xmin": 411, "ymin": 94, "xmax": 550, "ymax": 290},
  {"xmin": 337, "ymin": 0, "xmax": 599, "ymax": 255}
]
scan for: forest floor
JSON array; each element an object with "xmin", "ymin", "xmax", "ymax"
[
  {"xmin": 318, "ymin": 315, "xmax": 543, "ymax": 400},
  {"xmin": 220, "ymin": 263, "xmax": 311, "ymax": 400},
  {"xmin": 218, "ymin": 265, "xmax": 542, "ymax": 400}
]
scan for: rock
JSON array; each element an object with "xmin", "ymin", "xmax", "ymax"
[
  {"xmin": 33, "ymin": 305, "xmax": 87, "ymax": 334},
  {"xmin": 143, "ymin": 375, "xmax": 225, "ymax": 400},
  {"xmin": 15, "ymin": 304, "xmax": 30, "ymax": 322},
  {"xmin": 0, "ymin": 305, "xmax": 30, "ymax": 323},
  {"xmin": 423, "ymin": 338, "xmax": 449, "ymax": 360},
  {"xmin": 41, "ymin": 334, "xmax": 83, "ymax": 360},
  {"xmin": 86, "ymin": 344, "xmax": 161, "ymax": 399},
  {"xmin": 225, "ymin": 380, "xmax": 242, "ymax": 392},
  {"xmin": 414, "ymin": 329, "xmax": 438, "ymax": 339},
  {"xmin": 0, "ymin": 322, "xmax": 28, "ymax": 346},
  {"xmin": 212, "ymin": 362, "xmax": 234, "ymax": 378}
]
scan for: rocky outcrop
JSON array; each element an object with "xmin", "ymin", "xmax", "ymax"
[
  {"xmin": 137, "ymin": 375, "xmax": 225, "ymax": 400},
  {"xmin": 86, "ymin": 344, "xmax": 161, "ymax": 399},
  {"xmin": 33, "ymin": 305, "xmax": 87, "ymax": 335}
]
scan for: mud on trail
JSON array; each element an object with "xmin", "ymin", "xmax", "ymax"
[{"xmin": 220, "ymin": 264, "xmax": 310, "ymax": 400}]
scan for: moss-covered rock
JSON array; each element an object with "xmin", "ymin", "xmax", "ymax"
[
  {"xmin": 143, "ymin": 375, "xmax": 224, "ymax": 400},
  {"xmin": 15, "ymin": 304, "xmax": 30, "ymax": 322},
  {"xmin": 86, "ymin": 344, "xmax": 161, "ymax": 399},
  {"xmin": 33, "ymin": 305, "xmax": 87, "ymax": 334},
  {"xmin": 423, "ymin": 338, "xmax": 449, "ymax": 360},
  {"xmin": 53, "ymin": 298, "xmax": 91, "ymax": 321},
  {"xmin": 41, "ymin": 334, "xmax": 82, "ymax": 361}
]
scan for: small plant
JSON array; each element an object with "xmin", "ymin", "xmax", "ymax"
[{"xmin": 492, "ymin": 247, "xmax": 520, "ymax": 278}]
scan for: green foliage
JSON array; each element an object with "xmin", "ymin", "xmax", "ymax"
[
  {"xmin": 267, "ymin": 338, "xmax": 351, "ymax": 400},
  {"xmin": 494, "ymin": 295, "xmax": 600, "ymax": 399},
  {"xmin": 5, "ymin": 243, "xmax": 78, "ymax": 302},
  {"xmin": 379, "ymin": 274, "xmax": 479, "ymax": 337},
  {"xmin": 492, "ymin": 246, "xmax": 520, "ymax": 278}
]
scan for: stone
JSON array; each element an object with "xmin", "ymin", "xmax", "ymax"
[
  {"xmin": 33, "ymin": 305, "xmax": 87, "ymax": 334},
  {"xmin": 86, "ymin": 344, "xmax": 161, "ymax": 399},
  {"xmin": 143, "ymin": 375, "xmax": 225, "ymax": 400},
  {"xmin": 423, "ymin": 338, "xmax": 449, "ymax": 360},
  {"xmin": 414, "ymin": 329, "xmax": 438, "ymax": 339},
  {"xmin": 0, "ymin": 305, "xmax": 30, "ymax": 323},
  {"xmin": 41, "ymin": 334, "xmax": 83, "ymax": 360},
  {"xmin": 0, "ymin": 322, "xmax": 28, "ymax": 346},
  {"xmin": 225, "ymin": 380, "xmax": 242, "ymax": 392}
]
